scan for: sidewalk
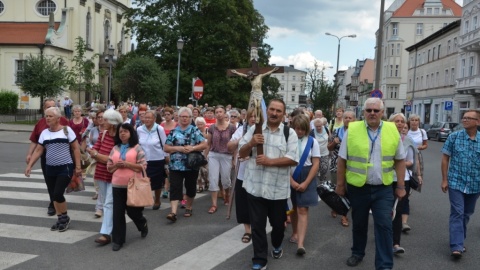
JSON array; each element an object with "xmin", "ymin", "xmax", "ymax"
[{"xmin": 0, "ymin": 123, "xmax": 34, "ymax": 133}]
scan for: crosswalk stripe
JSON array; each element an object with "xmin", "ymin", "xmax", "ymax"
[
  {"xmin": 0, "ymin": 251, "xmax": 38, "ymax": 270},
  {"xmin": 155, "ymin": 224, "xmax": 272, "ymax": 270},
  {"xmin": 0, "ymin": 223, "xmax": 97, "ymax": 244},
  {"xmin": 0, "ymin": 205, "xmax": 107, "ymax": 223},
  {"xmin": 0, "ymin": 173, "xmax": 46, "ymax": 180},
  {"xmin": 0, "ymin": 180, "xmax": 95, "ymax": 192},
  {"xmin": 31, "ymin": 169, "xmax": 42, "ymax": 172},
  {"xmin": 0, "ymin": 190, "xmax": 96, "ymax": 205}
]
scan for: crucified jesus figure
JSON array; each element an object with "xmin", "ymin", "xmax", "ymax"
[{"xmin": 230, "ymin": 67, "xmax": 279, "ymax": 124}]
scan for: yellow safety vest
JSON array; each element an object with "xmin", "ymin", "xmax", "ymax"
[{"xmin": 346, "ymin": 121, "xmax": 399, "ymax": 187}]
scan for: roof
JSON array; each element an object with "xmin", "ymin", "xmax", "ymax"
[
  {"xmin": 282, "ymin": 65, "xmax": 307, "ymax": 73},
  {"xmin": 405, "ymin": 19, "xmax": 461, "ymax": 51},
  {"xmin": 0, "ymin": 22, "xmax": 59, "ymax": 45},
  {"xmin": 392, "ymin": 0, "xmax": 461, "ymax": 17}
]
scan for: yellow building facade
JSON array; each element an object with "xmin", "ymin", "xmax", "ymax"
[{"xmin": 0, "ymin": 0, "xmax": 131, "ymax": 109}]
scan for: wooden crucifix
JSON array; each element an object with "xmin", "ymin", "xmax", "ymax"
[{"xmin": 227, "ymin": 43, "xmax": 283, "ymax": 155}]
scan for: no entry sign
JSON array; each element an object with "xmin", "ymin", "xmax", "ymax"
[{"xmin": 193, "ymin": 78, "xmax": 204, "ymax": 100}]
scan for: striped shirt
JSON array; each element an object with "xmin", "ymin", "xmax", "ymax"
[
  {"xmin": 441, "ymin": 130, "xmax": 480, "ymax": 194},
  {"xmin": 38, "ymin": 126, "xmax": 76, "ymax": 166},
  {"xmin": 239, "ymin": 122, "xmax": 299, "ymax": 200},
  {"xmin": 92, "ymin": 132, "xmax": 115, "ymax": 182}
]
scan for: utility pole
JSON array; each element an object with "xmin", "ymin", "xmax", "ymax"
[{"xmin": 374, "ymin": 0, "xmax": 385, "ymax": 91}]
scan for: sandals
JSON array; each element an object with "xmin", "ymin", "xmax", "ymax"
[
  {"xmin": 341, "ymin": 216, "xmax": 349, "ymax": 227},
  {"xmin": 197, "ymin": 186, "xmax": 204, "ymax": 193},
  {"xmin": 166, "ymin": 213, "xmax": 177, "ymax": 222},
  {"xmin": 184, "ymin": 208, "xmax": 193, "ymax": 217},
  {"xmin": 289, "ymin": 236, "xmax": 298, "ymax": 244},
  {"xmin": 451, "ymin": 250, "xmax": 462, "ymax": 259},
  {"xmin": 331, "ymin": 210, "xmax": 337, "ymax": 218},
  {"xmin": 241, "ymin": 233, "xmax": 252, "ymax": 243},
  {"xmin": 208, "ymin": 205, "xmax": 217, "ymax": 214}
]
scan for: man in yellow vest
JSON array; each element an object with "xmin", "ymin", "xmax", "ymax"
[{"xmin": 336, "ymin": 97, "xmax": 406, "ymax": 270}]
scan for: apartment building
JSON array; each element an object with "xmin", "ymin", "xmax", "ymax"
[
  {"xmin": 0, "ymin": 0, "xmax": 131, "ymax": 109},
  {"xmin": 406, "ymin": 20, "xmax": 460, "ymax": 124},
  {"xmin": 375, "ymin": 0, "xmax": 461, "ymax": 115},
  {"xmin": 270, "ymin": 65, "xmax": 307, "ymax": 113},
  {"xmin": 456, "ymin": 0, "xmax": 480, "ymax": 119}
]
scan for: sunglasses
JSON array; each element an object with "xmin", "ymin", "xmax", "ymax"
[
  {"xmin": 230, "ymin": 115, "xmax": 238, "ymax": 118},
  {"xmin": 365, "ymin": 109, "xmax": 381, "ymax": 113}
]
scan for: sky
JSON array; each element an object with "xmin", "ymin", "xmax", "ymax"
[{"xmin": 252, "ymin": 0, "xmax": 463, "ymax": 80}]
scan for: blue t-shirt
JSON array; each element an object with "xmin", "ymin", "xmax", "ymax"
[{"xmin": 165, "ymin": 125, "xmax": 205, "ymax": 171}]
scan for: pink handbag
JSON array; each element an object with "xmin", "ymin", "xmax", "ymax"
[{"xmin": 127, "ymin": 168, "xmax": 154, "ymax": 207}]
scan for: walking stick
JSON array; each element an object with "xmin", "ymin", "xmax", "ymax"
[{"xmin": 226, "ymin": 157, "xmax": 240, "ymax": 220}]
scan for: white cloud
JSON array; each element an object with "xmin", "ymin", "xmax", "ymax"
[
  {"xmin": 267, "ymin": 26, "xmax": 298, "ymax": 39},
  {"xmin": 270, "ymin": 52, "xmax": 334, "ymax": 70}
]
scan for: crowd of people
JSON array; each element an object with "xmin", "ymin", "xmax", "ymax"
[{"xmin": 24, "ymin": 96, "xmax": 480, "ymax": 270}]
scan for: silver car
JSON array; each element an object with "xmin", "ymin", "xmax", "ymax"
[{"xmin": 426, "ymin": 122, "xmax": 458, "ymax": 142}]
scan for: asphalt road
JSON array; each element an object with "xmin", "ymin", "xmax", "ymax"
[{"xmin": 0, "ymin": 137, "xmax": 479, "ymax": 270}]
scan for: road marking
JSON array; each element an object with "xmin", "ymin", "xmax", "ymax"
[
  {"xmin": 0, "ymin": 191, "xmax": 96, "ymax": 205},
  {"xmin": 0, "ymin": 180, "xmax": 95, "ymax": 192},
  {"xmin": 31, "ymin": 169, "xmax": 42, "ymax": 173},
  {"xmin": 0, "ymin": 173, "xmax": 45, "ymax": 180},
  {"xmin": 0, "ymin": 251, "xmax": 37, "ymax": 270},
  {"xmin": 155, "ymin": 224, "xmax": 272, "ymax": 270},
  {"xmin": 0, "ymin": 223, "xmax": 97, "ymax": 244}
]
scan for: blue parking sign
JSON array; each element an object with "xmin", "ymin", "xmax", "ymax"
[
  {"xmin": 444, "ymin": 101, "xmax": 453, "ymax": 111},
  {"xmin": 405, "ymin": 105, "xmax": 411, "ymax": 112}
]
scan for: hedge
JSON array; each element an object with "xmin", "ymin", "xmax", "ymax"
[{"xmin": 0, "ymin": 90, "xmax": 19, "ymax": 114}]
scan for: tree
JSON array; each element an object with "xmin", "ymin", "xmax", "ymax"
[
  {"xmin": 306, "ymin": 61, "xmax": 338, "ymax": 120},
  {"xmin": 19, "ymin": 54, "xmax": 70, "ymax": 109},
  {"xmin": 68, "ymin": 37, "xmax": 103, "ymax": 100},
  {"xmin": 112, "ymin": 55, "xmax": 170, "ymax": 104},
  {"xmin": 125, "ymin": 0, "xmax": 272, "ymax": 108}
]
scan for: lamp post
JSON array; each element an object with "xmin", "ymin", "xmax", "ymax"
[
  {"xmin": 325, "ymin": 33, "xmax": 357, "ymax": 83},
  {"xmin": 175, "ymin": 38, "xmax": 184, "ymax": 108},
  {"xmin": 106, "ymin": 44, "xmax": 117, "ymax": 105}
]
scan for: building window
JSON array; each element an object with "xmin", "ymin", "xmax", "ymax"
[
  {"xmin": 387, "ymin": 86, "xmax": 398, "ymax": 99},
  {"xmin": 416, "ymin": 23, "xmax": 423, "ymax": 35},
  {"xmin": 436, "ymin": 72, "xmax": 439, "ymax": 87},
  {"xmin": 462, "ymin": 59, "xmax": 466, "ymax": 77},
  {"xmin": 281, "ymin": 75, "xmax": 285, "ymax": 80},
  {"xmin": 447, "ymin": 40, "xmax": 451, "ymax": 53},
  {"xmin": 445, "ymin": 70, "xmax": 449, "ymax": 85},
  {"xmin": 36, "ymin": 0, "xmax": 56, "ymax": 16},
  {"xmin": 426, "ymin": 75, "xmax": 429, "ymax": 88},
  {"xmin": 392, "ymin": 23, "xmax": 398, "ymax": 36},
  {"xmin": 104, "ymin": 19, "xmax": 111, "ymax": 40},
  {"xmin": 292, "ymin": 85, "xmax": 296, "ymax": 91},
  {"xmin": 438, "ymin": 44, "xmax": 441, "ymax": 58},
  {"xmin": 395, "ymin": 65, "xmax": 399, "ymax": 77},
  {"xmin": 389, "ymin": 65, "xmax": 393, "ymax": 77},
  {"xmin": 431, "ymin": 73, "xmax": 434, "ymax": 87},
  {"xmin": 474, "ymin": 16, "xmax": 478, "ymax": 29},
  {"xmin": 15, "ymin": 60, "xmax": 27, "ymax": 84},
  {"xmin": 280, "ymin": 84, "xmax": 284, "ymax": 91},
  {"xmin": 0, "ymin": 1, "xmax": 4, "ymax": 15},
  {"xmin": 434, "ymin": 8, "xmax": 440, "ymax": 14},
  {"xmin": 292, "ymin": 75, "xmax": 296, "ymax": 81},
  {"xmin": 469, "ymin": 56, "xmax": 474, "ymax": 76},
  {"xmin": 86, "ymin": 11, "xmax": 92, "ymax": 48},
  {"xmin": 420, "ymin": 9, "xmax": 424, "ymax": 15},
  {"xmin": 432, "ymin": 47, "xmax": 436, "ymax": 61},
  {"xmin": 291, "ymin": 95, "xmax": 295, "ymax": 102},
  {"xmin": 396, "ymin": 43, "xmax": 400, "ymax": 55},
  {"xmin": 428, "ymin": 49, "xmax": 431, "ymax": 62},
  {"xmin": 451, "ymin": 68, "xmax": 455, "ymax": 84},
  {"xmin": 464, "ymin": 21, "xmax": 469, "ymax": 34},
  {"xmin": 427, "ymin": 8, "xmax": 432, "ymax": 15},
  {"xmin": 421, "ymin": 76, "xmax": 424, "ymax": 89}
]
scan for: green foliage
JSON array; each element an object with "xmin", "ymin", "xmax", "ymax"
[
  {"xmin": 112, "ymin": 55, "xmax": 170, "ymax": 104},
  {"xmin": 125, "ymin": 0, "xmax": 272, "ymax": 108},
  {"xmin": 19, "ymin": 54, "xmax": 69, "ymax": 99},
  {"xmin": 306, "ymin": 61, "xmax": 338, "ymax": 120},
  {"xmin": 0, "ymin": 90, "xmax": 19, "ymax": 114},
  {"xmin": 68, "ymin": 37, "xmax": 102, "ymax": 93}
]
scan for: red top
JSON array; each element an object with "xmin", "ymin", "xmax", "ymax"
[
  {"xmin": 69, "ymin": 117, "xmax": 90, "ymax": 142},
  {"xmin": 161, "ymin": 121, "xmax": 178, "ymax": 136},
  {"xmin": 29, "ymin": 117, "xmax": 69, "ymax": 143},
  {"xmin": 92, "ymin": 132, "xmax": 115, "ymax": 182},
  {"xmin": 205, "ymin": 118, "xmax": 216, "ymax": 129}
]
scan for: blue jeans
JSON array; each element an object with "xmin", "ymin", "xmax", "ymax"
[
  {"xmin": 97, "ymin": 181, "xmax": 113, "ymax": 235},
  {"xmin": 348, "ymin": 184, "xmax": 394, "ymax": 270},
  {"xmin": 448, "ymin": 188, "xmax": 480, "ymax": 252}
]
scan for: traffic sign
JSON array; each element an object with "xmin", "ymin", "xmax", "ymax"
[
  {"xmin": 405, "ymin": 100, "xmax": 411, "ymax": 106},
  {"xmin": 405, "ymin": 105, "xmax": 411, "ymax": 112},
  {"xmin": 370, "ymin": 89, "xmax": 383, "ymax": 98},
  {"xmin": 444, "ymin": 101, "xmax": 453, "ymax": 111},
  {"xmin": 193, "ymin": 78, "xmax": 204, "ymax": 100}
]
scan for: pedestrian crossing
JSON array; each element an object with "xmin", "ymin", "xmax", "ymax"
[{"xmin": 0, "ymin": 169, "xmax": 203, "ymax": 269}]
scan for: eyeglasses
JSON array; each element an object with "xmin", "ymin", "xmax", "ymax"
[
  {"xmin": 365, "ymin": 109, "xmax": 381, "ymax": 114},
  {"xmin": 462, "ymin": 117, "xmax": 478, "ymax": 121},
  {"xmin": 179, "ymin": 115, "xmax": 190, "ymax": 119},
  {"xmin": 230, "ymin": 115, "xmax": 238, "ymax": 118}
]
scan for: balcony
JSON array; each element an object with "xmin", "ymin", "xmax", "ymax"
[
  {"xmin": 456, "ymin": 76, "xmax": 480, "ymax": 95},
  {"xmin": 349, "ymin": 100, "xmax": 358, "ymax": 106},
  {"xmin": 344, "ymin": 95, "xmax": 350, "ymax": 101},
  {"xmin": 459, "ymin": 27, "xmax": 480, "ymax": 52}
]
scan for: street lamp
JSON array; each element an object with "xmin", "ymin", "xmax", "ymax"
[
  {"xmin": 175, "ymin": 38, "xmax": 184, "ymax": 108},
  {"xmin": 106, "ymin": 44, "xmax": 117, "ymax": 105},
  {"xmin": 325, "ymin": 32, "xmax": 356, "ymax": 83}
]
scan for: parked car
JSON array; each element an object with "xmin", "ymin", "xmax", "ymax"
[{"xmin": 426, "ymin": 122, "xmax": 459, "ymax": 141}]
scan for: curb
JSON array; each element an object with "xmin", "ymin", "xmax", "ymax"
[{"xmin": 0, "ymin": 129, "xmax": 31, "ymax": 133}]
